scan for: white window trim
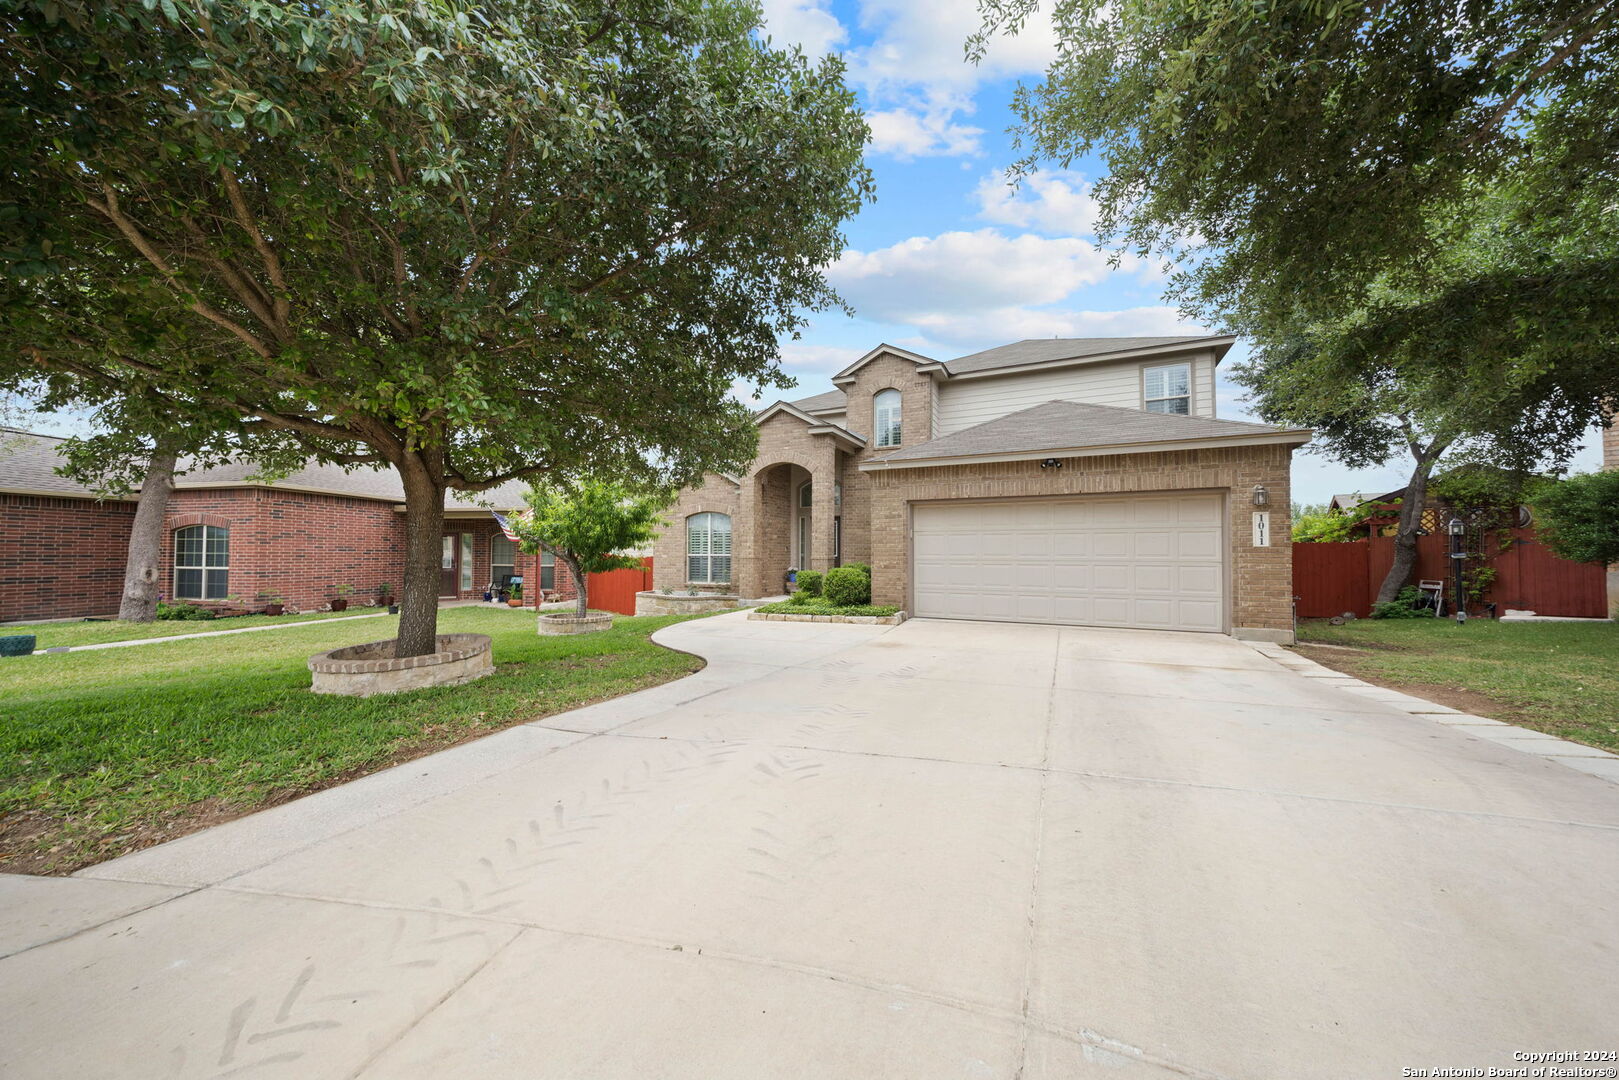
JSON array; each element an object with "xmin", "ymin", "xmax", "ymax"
[
  {"xmin": 686, "ymin": 512, "xmax": 732, "ymax": 584},
  {"xmin": 873, "ymin": 388, "xmax": 902, "ymax": 448},
  {"xmin": 1142, "ymin": 362, "xmax": 1193, "ymax": 414},
  {"xmin": 173, "ymin": 524, "xmax": 229, "ymax": 601}
]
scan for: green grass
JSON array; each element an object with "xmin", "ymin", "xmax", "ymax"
[
  {"xmin": 1296, "ymin": 617, "xmax": 1619, "ymax": 752},
  {"xmin": 0, "ymin": 606, "xmax": 707, "ymax": 874},
  {"xmin": 0, "ymin": 606, "xmax": 390, "ymax": 650},
  {"xmin": 756, "ymin": 599, "xmax": 901, "ymax": 617}
]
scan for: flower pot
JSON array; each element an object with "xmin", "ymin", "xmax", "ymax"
[
  {"xmin": 387, "ymin": 604, "xmax": 399, "ymax": 615},
  {"xmin": 331, "ymin": 598, "xmax": 348, "ymax": 612},
  {"xmin": 507, "ymin": 599, "xmax": 523, "ymax": 608},
  {"xmin": 265, "ymin": 603, "xmax": 285, "ymax": 616},
  {"xmin": 0, "ymin": 634, "xmax": 37, "ymax": 657}
]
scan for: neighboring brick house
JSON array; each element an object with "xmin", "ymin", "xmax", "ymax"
[
  {"xmin": 652, "ymin": 336, "xmax": 1313, "ymax": 643},
  {"xmin": 0, "ymin": 430, "xmax": 575, "ymax": 623}
]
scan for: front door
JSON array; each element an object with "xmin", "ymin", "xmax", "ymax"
[{"xmin": 441, "ymin": 535, "xmax": 459, "ymax": 597}]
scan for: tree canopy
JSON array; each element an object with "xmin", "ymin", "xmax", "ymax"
[
  {"xmin": 0, "ymin": 0, "xmax": 872, "ymax": 654},
  {"xmin": 977, "ymin": 0, "xmax": 1619, "ymax": 451},
  {"xmin": 512, "ymin": 477, "xmax": 665, "ymax": 616},
  {"xmin": 1532, "ymin": 471, "xmax": 1619, "ymax": 566}
]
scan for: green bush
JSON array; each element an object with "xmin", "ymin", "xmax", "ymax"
[
  {"xmin": 823, "ymin": 565, "xmax": 871, "ymax": 606},
  {"xmin": 795, "ymin": 569, "xmax": 823, "ymax": 597},
  {"xmin": 754, "ymin": 600, "xmax": 898, "ymax": 617},
  {"xmin": 1533, "ymin": 470, "xmax": 1619, "ymax": 565},
  {"xmin": 1371, "ymin": 586, "xmax": 1432, "ymax": 619},
  {"xmin": 843, "ymin": 561, "xmax": 871, "ymax": 578},
  {"xmin": 156, "ymin": 602, "xmax": 217, "ymax": 621}
]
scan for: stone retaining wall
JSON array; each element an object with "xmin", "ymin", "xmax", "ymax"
[
  {"xmin": 309, "ymin": 633, "xmax": 492, "ymax": 696},
  {"xmin": 635, "ymin": 592, "xmax": 742, "ymax": 616}
]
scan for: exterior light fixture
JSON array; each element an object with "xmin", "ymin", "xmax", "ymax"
[
  {"xmin": 1040, "ymin": 458, "xmax": 1062, "ymax": 469},
  {"xmin": 1251, "ymin": 484, "xmax": 1269, "ymax": 507}
]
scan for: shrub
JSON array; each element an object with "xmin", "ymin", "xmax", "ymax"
[
  {"xmin": 843, "ymin": 561, "xmax": 871, "ymax": 578},
  {"xmin": 795, "ymin": 569, "xmax": 824, "ymax": 597},
  {"xmin": 823, "ymin": 566, "xmax": 871, "ymax": 606},
  {"xmin": 156, "ymin": 602, "xmax": 216, "ymax": 621},
  {"xmin": 754, "ymin": 600, "xmax": 899, "ymax": 617},
  {"xmin": 1371, "ymin": 586, "xmax": 1432, "ymax": 619},
  {"xmin": 1533, "ymin": 470, "xmax": 1619, "ymax": 565}
]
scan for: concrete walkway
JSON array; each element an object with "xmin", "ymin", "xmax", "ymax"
[{"xmin": 2, "ymin": 613, "xmax": 1616, "ymax": 1078}]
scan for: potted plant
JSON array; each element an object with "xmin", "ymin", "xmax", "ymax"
[
  {"xmin": 331, "ymin": 583, "xmax": 353, "ymax": 612},
  {"xmin": 376, "ymin": 583, "xmax": 398, "ymax": 614},
  {"xmin": 507, "ymin": 582, "xmax": 524, "ymax": 608},
  {"xmin": 258, "ymin": 591, "xmax": 286, "ymax": 616}
]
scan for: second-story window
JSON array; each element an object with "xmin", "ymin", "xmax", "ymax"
[
  {"xmin": 1143, "ymin": 363, "xmax": 1191, "ymax": 414},
  {"xmin": 874, "ymin": 389, "xmax": 902, "ymax": 447}
]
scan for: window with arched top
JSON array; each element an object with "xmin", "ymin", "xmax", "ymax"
[
  {"xmin": 173, "ymin": 524, "xmax": 229, "ymax": 600},
  {"xmin": 687, "ymin": 512, "xmax": 732, "ymax": 583},
  {"xmin": 874, "ymin": 389, "xmax": 901, "ymax": 447}
]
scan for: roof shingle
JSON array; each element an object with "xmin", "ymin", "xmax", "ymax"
[
  {"xmin": 944, "ymin": 335, "xmax": 1230, "ymax": 376},
  {"xmin": 870, "ymin": 400, "xmax": 1307, "ymax": 464}
]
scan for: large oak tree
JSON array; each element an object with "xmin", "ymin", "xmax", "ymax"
[{"xmin": 0, "ymin": 0, "xmax": 871, "ymax": 656}]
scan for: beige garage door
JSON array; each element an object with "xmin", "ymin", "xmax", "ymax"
[{"xmin": 911, "ymin": 493, "xmax": 1227, "ymax": 631}]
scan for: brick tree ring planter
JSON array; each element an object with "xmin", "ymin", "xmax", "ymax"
[
  {"xmin": 308, "ymin": 633, "xmax": 493, "ymax": 697},
  {"xmin": 634, "ymin": 591, "xmax": 742, "ymax": 616},
  {"xmin": 538, "ymin": 612, "xmax": 614, "ymax": 636}
]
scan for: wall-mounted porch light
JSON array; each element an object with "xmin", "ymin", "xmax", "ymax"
[
  {"xmin": 1251, "ymin": 484, "xmax": 1270, "ymax": 507},
  {"xmin": 1040, "ymin": 458, "xmax": 1062, "ymax": 469}
]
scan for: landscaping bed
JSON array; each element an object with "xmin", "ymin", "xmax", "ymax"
[
  {"xmin": 1295, "ymin": 617, "xmax": 1619, "ymax": 754},
  {"xmin": 754, "ymin": 599, "xmax": 902, "ymax": 618},
  {"xmin": 0, "ymin": 606, "xmax": 709, "ymax": 875}
]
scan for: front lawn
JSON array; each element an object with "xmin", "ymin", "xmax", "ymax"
[
  {"xmin": 0, "ymin": 606, "xmax": 389, "ymax": 650},
  {"xmin": 0, "ymin": 606, "xmax": 706, "ymax": 874},
  {"xmin": 1295, "ymin": 617, "xmax": 1619, "ymax": 753}
]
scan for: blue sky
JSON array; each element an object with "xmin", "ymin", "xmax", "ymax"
[{"xmin": 752, "ymin": 0, "xmax": 1605, "ymax": 504}]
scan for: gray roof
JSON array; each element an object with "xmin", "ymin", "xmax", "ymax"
[
  {"xmin": 871, "ymin": 400, "xmax": 1305, "ymax": 463},
  {"xmin": 789, "ymin": 389, "xmax": 846, "ymax": 413},
  {"xmin": 945, "ymin": 336, "xmax": 1229, "ymax": 376},
  {"xmin": 0, "ymin": 429, "xmax": 527, "ymax": 509}
]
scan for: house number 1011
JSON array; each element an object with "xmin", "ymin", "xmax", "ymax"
[{"xmin": 1252, "ymin": 512, "xmax": 1271, "ymax": 547}]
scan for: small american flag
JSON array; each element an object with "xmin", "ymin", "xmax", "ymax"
[{"xmin": 492, "ymin": 511, "xmax": 522, "ymax": 541}]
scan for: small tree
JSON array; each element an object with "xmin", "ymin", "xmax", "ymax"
[
  {"xmin": 512, "ymin": 480, "xmax": 665, "ymax": 618},
  {"xmin": 1533, "ymin": 471, "xmax": 1619, "ymax": 566}
]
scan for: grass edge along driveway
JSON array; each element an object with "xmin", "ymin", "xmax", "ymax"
[
  {"xmin": 1295, "ymin": 617, "xmax": 1619, "ymax": 754},
  {"xmin": 0, "ymin": 606, "xmax": 709, "ymax": 876}
]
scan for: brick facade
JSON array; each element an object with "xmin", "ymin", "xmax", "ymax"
[
  {"xmin": 866, "ymin": 445, "xmax": 1296, "ymax": 636},
  {"xmin": 651, "ymin": 474, "xmax": 741, "ymax": 594},
  {"xmin": 1, "ymin": 488, "xmax": 577, "ymax": 623},
  {"xmin": 0, "ymin": 493, "xmax": 137, "ymax": 622}
]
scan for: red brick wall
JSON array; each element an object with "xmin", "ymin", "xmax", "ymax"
[
  {"xmin": 0, "ymin": 494, "xmax": 137, "ymax": 622},
  {"xmin": 162, "ymin": 489, "xmax": 408, "ymax": 612},
  {"xmin": 444, "ymin": 518, "xmax": 578, "ymax": 605}
]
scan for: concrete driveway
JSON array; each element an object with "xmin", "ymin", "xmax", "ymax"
[{"xmin": 3, "ymin": 613, "xmax": 1617, "ymax": 1079}]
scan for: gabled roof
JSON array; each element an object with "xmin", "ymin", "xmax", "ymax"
[
  {"xmin": 862, "ymin": 400, "xmax": 1309, "ymax": 470},
  {"xmin": 0, "ymin": 428, "xmax": 528, "ymax": 509},
  {"xmin": 790, "ymin": 389, "xmax": 847, "ymax": 414},
  {"xmin": 752, "ymin": 400, "xmax": 866, "ymax": 449},
  {"xmin": 830, "ymin": 343, "xmax": 936, "ymax": 386},
  {"xmin": 935, "ymin": 335, "xmax": 1236, "ymax": 378}
]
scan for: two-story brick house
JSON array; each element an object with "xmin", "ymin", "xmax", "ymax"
[{"xmin": 652, "ymin": 335, "xmax": 1313, "ymax": 643}]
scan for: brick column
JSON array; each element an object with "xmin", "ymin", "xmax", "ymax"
[{"xmin": 809, "ymin": 443, "xmax": 838, "ymax": 573}]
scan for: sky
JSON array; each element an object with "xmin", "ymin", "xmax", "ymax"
[
  {"xmin": 13, "ymin": 0, "xmax": 1603, "ymax": 504},
  {"xmin": 746, "ymin": 0, "xmax": 1606, "ymax": 505}
]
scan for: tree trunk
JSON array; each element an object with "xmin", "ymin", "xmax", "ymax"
[
  {"xmin": 118, "ymin": 439, "xmax": 180, "ymax": 622},
  {"xmin": 1373, "ymin": 446, "xmax": 1446, "ymax": 605},
  {"xmin": 566, "ymin": 553, "xmax": 588, "ymax": 617},
  {"xmin": 397, "ymin": 456, "xmax": 447, "ymax": 658}
]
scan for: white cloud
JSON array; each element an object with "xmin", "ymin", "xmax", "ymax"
[
  {"xmin": 866, "ymin": 95, "xmax": 984, "ymax": 158},
  {"xmin": 756, "ymin": 0, "xmax": 847, "ymax": 58},
  {"xmin": 852, "ymin": 0, "xmax": 1057, "ymax": 96},
  {"xmin": 976, "ymin": 170, "xmax": 1100, "ymax": 236},
  {"xmin": 829, "ymin": 229, "xmax": 1117, "ymax": 321}
]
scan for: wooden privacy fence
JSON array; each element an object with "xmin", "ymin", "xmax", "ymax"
[
  {"xmin": 585, "ymin": 558, "xmax": 653, "ymax": 616},
  {"xmin": 1293, "ymin": 529, "xmax": 1606, "ymax": 619}
]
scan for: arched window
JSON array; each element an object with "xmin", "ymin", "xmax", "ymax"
[
  {"xmin": 687, "ymin": 512, "xmax": 732, "ymax": 583},
  {"xmin": 174, "ymin": 524, "xmax": 229, "ymax": 600},
  {"xmin": 874, "ymin": 389, "xmax": 902, "ymax": 447}
]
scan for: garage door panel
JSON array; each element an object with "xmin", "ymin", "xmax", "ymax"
[{"xmin": 913, "ymin": 494, "xmax": 1226, "ymax": 633}]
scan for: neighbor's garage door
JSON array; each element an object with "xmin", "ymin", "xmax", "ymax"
[{"xmin": 911, "ymin": 493, "xmax": 1226, "ymax": 632}]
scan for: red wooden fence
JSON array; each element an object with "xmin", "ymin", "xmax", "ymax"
[
  {"xmin": 1293, "ymin": 530, "xmax": 1606, "ymax": 619},
  {"xmin": 585, "ymin": 558, "xmax": 653, "ymax": 616}
]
